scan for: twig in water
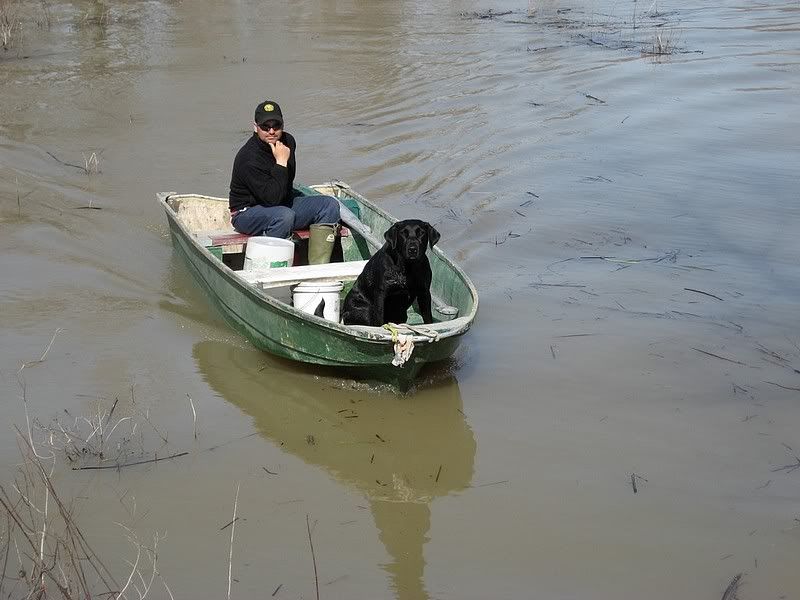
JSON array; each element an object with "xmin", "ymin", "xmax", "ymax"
[
  {"xmin": 771, "ymin": 446, "xmax": 800, "ymax": 474},
  {"xmin": 17, "ymin": 327, "xmax": 64, "ymax": 374},
  {"xmin": 755, "ymin": 343, "xmax": 790, "ymax": 364},
  {"xmin": 764, "ymin": 381, "xmax": 800, "ymax": 392},
  {"xmin": 684, "ymin": 287, "xmax": 724, "ymax": 301},
  {"xmin": 630, "ymin": 473, "xmax": 648, "ymax": 493},
  {"xmin": 720, "ymin": 573, "xmax": 742, "ymax": 600},
  {"xmin": 187, "ymin": 394, "xmax": 198, "ymax": 439},
  {"xmin": 550, "ymin": 345, "xmax": 556, "ymax": 359},
  {"xmin": 306, "ymin": 514, "xmax": 320, "ymax": 600},
  {"xmin": 71, "ymin": 451, "xmax": 189, "ymax": 470},
  {"xmin": 227, "ymin": 483, "xmax": 240, "ymax": 600},
  {"xmin": 81, "ymin": 152, "xmax": 100, "ymax": 175},
  {"xmin": 262, "ymin": 466, "xmax": 277, "ymax": 475},
  {"xmin": 143, "ymin": 408, "xmax": 169, "ymax": 444},
  {"xmin": 471, "ymin": 480, "xmax": 509, "ymax": 488},
  {"xmin": 105, "ymin": 396, "xmax": 119, "ymax": 427},
  {"xmin": 435, "ymin": 465, "xmax": 442, "ymax": 483},
  {"xmin": 220, "ymin": 517, "xmax": 240, "ymax": 531},
  {"xmin": 46, "ymin": 150, "xmax": 85, "ymax": 171},
  {"xmin": 272, "ymin": 584, "xmax": 283, "ymax": 596},
  {"xmin": 691, "ymin": 348, "xmax": 748, "ymax": 366},
  {"xmin": 583, "ymin": 93, "xmax": 606, "ymax": 104}
]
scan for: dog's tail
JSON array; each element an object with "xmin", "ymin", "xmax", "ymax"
[{"xmin": 313, "ymin": 298, "xmax": 325, "ymax": 318}]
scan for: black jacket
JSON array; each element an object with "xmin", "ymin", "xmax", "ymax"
[{"xmin": 229, "ymin": 132, "xmax": 297, "ymax": 212}]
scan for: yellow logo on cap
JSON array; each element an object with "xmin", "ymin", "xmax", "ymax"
[{"xmin": 263, "ymin": 103, "xmax": 275, "ymax": 112}]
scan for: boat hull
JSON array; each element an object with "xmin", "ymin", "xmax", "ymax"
[{"xmin": 160, "ymin": 185, "xmax": 476, "ymax": 390}]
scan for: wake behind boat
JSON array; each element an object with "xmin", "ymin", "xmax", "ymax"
[{"xmin": 157, "ymin": 181, "xmax": 478, "ymax": 390}]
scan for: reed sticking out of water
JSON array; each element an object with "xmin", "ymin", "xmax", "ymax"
[
  {"xmin": 227, "ymin": 483, "xmax": 240, "ymax": 600},
  {"xmin": 306, "ymin": 514, "xmax": 320, "ymax": 600},
  {"xmin": 720, "ymin": 573, "xmax": 743, "ymax": 600},
  {"xmin": 0, "ymin": 0, "xmax": 20, "ymax": 50},
  {"xmin": 0, "ymin": 431, "xmax": 173, "ymax": 599},
  {"xmin": 647, "ymin": 28, "xmax": 676, "ymax": 56},
  {"xmin": 46, "ymin": 149, "xmax": 103, "ymax": 177},
  {"xmin": 5, "ymin": 334, "xmax": 180, "ymax": 597},
  {"xmin": 36, "ymin": 0, "xmax": 50, "ymax": 29},
  {"xmin": 188, "ymin": 394, "xmax": 198, "ymax": 439},
  {"xmin": 82, "ymin": 151, "xmax": 100, "ymax": 175}
]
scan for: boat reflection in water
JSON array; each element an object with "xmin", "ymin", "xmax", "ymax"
[{"xmin": 193, "ymin": 340, "xmax": 476, "ymax": 600}]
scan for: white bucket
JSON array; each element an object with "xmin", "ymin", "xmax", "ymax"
[
  {"xmin": 243, "ymin": 236, "xmax": 295, "ymax": 270},
  {"xmin": 292, "ymin": 281, "xmax": 344, "ymax": 322}
]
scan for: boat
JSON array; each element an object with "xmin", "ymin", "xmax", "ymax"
[{"xmin": 157, "ymin": 181, "xmax": 478, "ymax": 390}]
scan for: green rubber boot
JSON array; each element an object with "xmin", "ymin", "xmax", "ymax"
[{"xmin": 308, "ymin": 223, "xmax": 337, "ymax": 265}]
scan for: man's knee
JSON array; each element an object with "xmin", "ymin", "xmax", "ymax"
[
  {"xmin": 320, "ymin": 196, "xmax": 340, "ymax": 223},
  {"xmin": 268, "ymin": 206, "xmax": 295, "ymax": 238}
]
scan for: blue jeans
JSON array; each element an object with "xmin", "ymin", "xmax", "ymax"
[{"xmin": 231, "ymin": 195, "xmax": 340, "ymax": 238}]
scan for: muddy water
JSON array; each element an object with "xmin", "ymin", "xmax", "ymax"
[{"xmin": 1, "ymin": 0, "xmax": 799, "ymax": 598}]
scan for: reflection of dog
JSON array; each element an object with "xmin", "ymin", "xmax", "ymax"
[{"xmin": 342, "ymin": 220, "xmax": 440, "ymax": 326}]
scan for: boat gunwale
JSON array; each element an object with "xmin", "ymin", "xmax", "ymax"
[{"xmin": 157, "ymin": 190, "xmax": 477, "ymax": 344}]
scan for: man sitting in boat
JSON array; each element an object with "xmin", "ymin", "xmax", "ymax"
[{"xmin": 228, "ymin": 100, "xmax": 340, "ymax": 264}]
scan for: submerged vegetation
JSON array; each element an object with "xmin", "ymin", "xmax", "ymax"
[
  {"xmin": 0, "ymin": 433, "xmax": 172, "ymax": 599},
  {"xmin": 462, "ymin": 1, "xmax": 696, "ymax": 59},
  {"xmin": 0, "ymin": 0, "xmax": 21, "ymax": 50},
  {"xmin": 0, "ymin": 338, "xmax": 175, "ymax": 598}
]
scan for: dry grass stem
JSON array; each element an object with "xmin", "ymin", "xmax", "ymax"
[
  {"xmin": 0, "ymin": 0, "xmax": 21, "ymax": 50},
  {"xmin": 187, "ymin": 394, "xmax": 198, "ymax": 439},
  {"xmin": 82, "ymin": 152, "xmax": 100, "ymax": 175},
  {"xmin": 1, "ymin": 432, "xmax": 121, "ymax": 597},
  {"xmin": 2, "ymin": 429, "xmax": 174, "ymax": 598},
  {"xmin": 227, "ymin": 483, "xmax": 240, "ymax": 600},
  {"xmin": 306, "ymin": 514, "xmax": 320, "ymax": 600},
  {"xmin": 37, "ymin": 0, "xmax": 51, "ymax": 29}
]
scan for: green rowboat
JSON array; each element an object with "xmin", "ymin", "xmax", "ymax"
[{"xmin": 157, "ymin": 182, "xmax": 478, "ymax": 390}]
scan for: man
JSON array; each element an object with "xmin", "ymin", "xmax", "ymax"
[{"xmin": 229, "ymin": 100, "xmax": 340, "ymax": 264}]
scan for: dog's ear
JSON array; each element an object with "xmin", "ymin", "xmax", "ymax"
[
  {"xmin": 426, "ymin": 223, "xmax": 441, "ymax": 249},
  {"xmin": 384, "ymin": 223, "xmax": 400, "ymax": 250}
]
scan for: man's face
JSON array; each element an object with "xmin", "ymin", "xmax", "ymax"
[{"xmin": 255, "ymin": 120, "xmax": 282, "ymax": 144}]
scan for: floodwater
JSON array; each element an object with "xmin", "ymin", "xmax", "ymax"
[{"xmin": 1, "ymin": 0, "xmax": 799, "ymax": 598}]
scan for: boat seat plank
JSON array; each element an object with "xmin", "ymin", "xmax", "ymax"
[
  {"xmin": 238, "ymin": 260, "xmax": 368, "ymax": 289},
  {"xmin": 196, "ymin": 228, "xmax": 351, "ymax": 253}
]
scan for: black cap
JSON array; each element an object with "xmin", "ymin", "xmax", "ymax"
[{"xmin": 254, "ymin": 100, "xmax": 283, "ymax": 127}]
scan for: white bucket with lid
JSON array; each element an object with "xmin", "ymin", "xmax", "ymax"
[
  {"xmin": 292, "ymin": 281, "xmax": 344, "ymax": 322},
  {"xmin": 243, "ymin": 236, "xmax": 295, "ymax": 270}
]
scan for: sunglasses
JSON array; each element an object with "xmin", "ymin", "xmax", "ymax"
[{"xmin": 258, "ymin": 121, "xmax": 282, "ymax": 131}]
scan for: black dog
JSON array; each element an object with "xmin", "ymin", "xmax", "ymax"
[{"xmin": 342, "ymin": 219, "xmax": 440, "ymax": 326}]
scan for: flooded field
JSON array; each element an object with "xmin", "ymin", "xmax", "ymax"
[{"xmin": 1, "ymin": 0, "xmax": 799, "ymax": 598}]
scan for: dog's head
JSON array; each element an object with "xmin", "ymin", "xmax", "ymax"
[{"xmin": 384, "ymin": 219, "xmax": 440, "ymax": 261}]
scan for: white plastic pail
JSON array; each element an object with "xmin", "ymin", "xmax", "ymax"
[
  {"xmin": 292, "ymin": 282, "xmax": 344, "ymax": 322},
  {"xmin": 243, "ymin": 237, "xmax": 295, "ymax": 270}
]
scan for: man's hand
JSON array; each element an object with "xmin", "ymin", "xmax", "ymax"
[{"xmin": 269, "ymin": 141, "xmax": 291, "ymax": 167}]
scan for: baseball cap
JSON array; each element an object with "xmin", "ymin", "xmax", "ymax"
[{"xmin": 254, "ymin": 100, "xmax": 283, "ymax": 127}]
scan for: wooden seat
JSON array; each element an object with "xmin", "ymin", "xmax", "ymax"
[
  {"xmin": 237, "ymin": 260, "xmax": 368, "ymax": 290},
  {"xmin": 195, "ymin": 227, "xmax": 350, "ymax": 254}
]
